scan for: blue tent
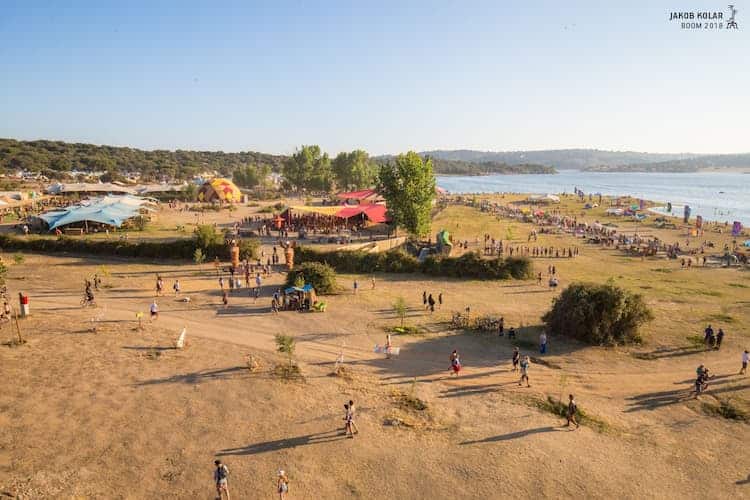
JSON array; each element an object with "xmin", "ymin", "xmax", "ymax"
[
  {"xmin": 38, "ymin": 195, "xmax": 154, "ymax": 230},
  {"xmin": 284, "ymin": 284, "xmax": 314, "ymax": 294}
]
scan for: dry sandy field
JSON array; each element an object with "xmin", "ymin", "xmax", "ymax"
[{"xmin": 1, "ymin": 199, "xmax": 749, "ymax": 499}]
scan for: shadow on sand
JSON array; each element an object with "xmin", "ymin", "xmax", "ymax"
[
  {"xmin": 460, "ymin": 426, "xmax": 564, "ymax": 444},
  {"xmin": 217, "ymin": 430, "xmax": 347, "ymax": 456}
]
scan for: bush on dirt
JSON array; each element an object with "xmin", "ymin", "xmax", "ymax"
[
  {"xmin": 542, "ymin": 282, "xmax": 653, "ymax": 345},
  {"xmin": 285, "ymin": 262, "xmax": 338, "ymax": 294}
]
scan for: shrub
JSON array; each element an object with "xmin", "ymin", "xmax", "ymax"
[
  {"xmin": 294, "ymin": 246, "xmax": 533, "ymax": 281},
  {"xmin": 285, "ymin": 262, "xmax": 338, "ymax": 294},
  {"xmin": 238, "ymin": 238, "xmax": 260, "ymax": 260},
  {"xmin": 393, "ymin": 296, "xmax": 407, "ymax": 327},
  {"xmin": 13, "ymin": 253, "xmax": 25, "ymax": 265},
  {"xmin": 542, "ymin": 282, "xmax": 653, "ymax": 345},
  {"xmin": 0, "ymin": 234, "xmax": 226, "ymax": 261},
  {"xmin": 194, "ymin": 224, "xmax": 222, "ymax": 250}
]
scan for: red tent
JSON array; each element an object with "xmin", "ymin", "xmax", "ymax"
[
  {"xmin": 334, "ymin": 204, "xmax": 389, "ymax": 223},
  {"xmin": 336, "ymin": 189, "xmax": 382, "ymax": 204}
]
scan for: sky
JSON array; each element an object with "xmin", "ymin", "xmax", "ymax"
[{"xmin": 1, "ymin": 1, "xmax": 748, "ymax": 155}]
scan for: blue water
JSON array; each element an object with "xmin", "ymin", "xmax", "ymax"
[{"xmin": 437, "ymin": 170, "xmax": 750, "ymax": 224}]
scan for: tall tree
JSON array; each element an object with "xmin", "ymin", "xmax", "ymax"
[
  {"xmin": 282, "ymin": 145, "xmax": 332, "ymax": 192},
  {"xmin": 378, "ymin": 152, "xmax": 435, "ymax": 237},
  {"xmin": 332, "ymin": 150, "xmax": 377, "ymax": 191},
  {"xmin": 233, "ymin": 164, "xmax": 269, "ymax": 189}
]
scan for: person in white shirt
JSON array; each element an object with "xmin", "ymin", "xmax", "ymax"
[
  {"xmin": 539, "ymin": 332, "xmax": 548, "ymax": 354},
  {"xmin": 150, "ymin": 300, "xmax": 159, "ymax": 321},
  {"xmin": 741, "ymin": 350, "xmax": 749, "ymax": 375}
]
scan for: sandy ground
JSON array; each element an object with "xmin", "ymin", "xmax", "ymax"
[{"xmin": 1, "ymin": 197, "xmax": 749, "ymax": 499}]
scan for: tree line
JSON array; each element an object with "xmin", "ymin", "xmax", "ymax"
[{"xmin": 0, "ymin": 138, "xmax": 284, "ymax": 183}]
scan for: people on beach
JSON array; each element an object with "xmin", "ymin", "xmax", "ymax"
[
  {"xmin": 519, "ymin": 356, "xmax": 530, "ymax": 387},
  {"xmin": 566, "ymin": 394, "xmax": 579, "ymax": 429},
  {"xmin": 450, "ymin": 349, "xmax": 461, "ymax": 376},
  {"xmin": 214, "ymin": 459, "xmax": 230, "ymax": 500},
  {"xmin": 511, "ymin": 347, "xmax": 520, "ymax": 372}
]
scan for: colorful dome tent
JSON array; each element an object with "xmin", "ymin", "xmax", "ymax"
[{"xmin": 197, "ymin": 178, "xmax": 242, "ymax": 203}]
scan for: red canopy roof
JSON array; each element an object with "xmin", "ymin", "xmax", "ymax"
[
  {"xmin": 334, "ymin": 204, "xmax": 389, "ymax": 223},
  {"xmin": 336, "ymin": 189, "xmax": 380, "ymax": 201}
]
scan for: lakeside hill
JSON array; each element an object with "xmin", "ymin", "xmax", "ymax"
[
  {"xmin": 583, "ymin": 153, "xmax": 750, "ymax": 172},
  {"xmin": 374, "ymin": 155, "xmax": 556, "ymax": 175},
  {"xmin": 0, "ymin": 138, "xmax": 285, "ymax": 181},
  {"xmin": 420, "ymin": 149, "xmax": 697, "ymax": 170}
]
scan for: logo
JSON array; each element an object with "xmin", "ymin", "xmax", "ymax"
[
  {"xmin": 668, "ymin": 4, "xmax": 739, "ymax": 29},
  {"xmin": 727, "ymin": 4, "xmax": 739, "ymax": 28}
]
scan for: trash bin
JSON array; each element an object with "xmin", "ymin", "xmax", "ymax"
[{"xmin": 19, "ymin": 293, "xmax": 29, "ymax": 318}]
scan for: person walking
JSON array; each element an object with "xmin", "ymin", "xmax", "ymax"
[
  {"xmin": 566, "ymin": 394, "xmax": 580, "ymax": 429},
  {"xmin": 715, "ymin": 328, "xmax": 724, "ymax": 350},
  {"xmin": 149, "ymin": 300, "xmax": 159, "ymax": 321},
  {"xmin": 438, "ymin": 292, "xmax": 443, "ymax": 309},
  {"xmin": 498, "ymin": 317, "xmax": 504, "ymax": 337},
  {"xmin": 348, "ymin": 400, "xmax": 360, "ymax": 434},
  {"xmin": 539, "ymin": 331, "xmax": 548, "ymax": 354},
  {"xmin": 214, "ymin": 460, "xmax": 230, "ymax": 500},
  {"xmin": 511, "ymin": 347, "xmax": 520, "ymax": 372},
  {"xmin": 156, "ymin": 276, "xmax": 164, "ymax": 296},
  {"xmin": 371, "ymin": 277, "xmax": 376, "ymax": 290},
  {"xmin": 422, "ymin": 290, "xmax": 428, "ymax": 310},
  {"xmin": 704, "ymin": 324, "xmax": 714, "ymax": 348},
  {"xmin": 222, "ymin": 289, "xmax": 229, "ymax": 309},
  {"xmin": 343, "ymin": 403, "xmax": 354, "ymax": 437},
  {"xmin": 741, "ymin": 350, "xmax": 749, "ymax": 375},
  {"xmin": 519, "ymin": 356, "xmax": 530, "ymax": 387},
  {"xmin": 353, "ymin": 280, "xmax": 359, "ymax": 295},
  {"xmin": 450, "ymin": 349, "xmax": 461, "ymax": 377},
  {"xmin": 173, "ymin": 279, "xmax": 181, "ymax": 296},
  {"xmin": 385, "ymin": 334, "xmax": 393, "ymax": 359},
  {"xmin": 218, "ymin": 276, "xmax": 225, "ymax": 291},
  {"xmin": 428, "ymin": 294, "xmax": 436, "ymax": 313},
  {"xmin": 277, "ymin": 470, "xmax": 289, "ymax": 499}
]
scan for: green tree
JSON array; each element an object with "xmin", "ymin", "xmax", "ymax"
[
  {"xmin": 274, "ymin": 333, "xmax": 297, "ymax": 368},
  {"xmin": 393, "ymin": 296, "xmax": 407, "ymax": 327},
  {"xmin": 542, "ymin": 282, "xmax": 653, "ymax": 345},
  {"xmin": 378, "ymin": 152, "xmax": 436, "ymax": 237},
  {"xmin": 193, "ymin": 248, "xmax": 206, "ymax": 268},
  {"xmin": 233, "ymin": 164, "xmax": 270, "ymax": 189},
  {"xmin": 282, "ymin": 145, "xmax": 332, "ymax": 192},
  {"xmin": 332, "ymin": 150, "xmax": 377, "ymax": 191}
]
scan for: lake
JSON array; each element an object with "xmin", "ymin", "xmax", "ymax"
[{"xmin": 437, "ymin": 170, "xmax": 750, "ymax": 224}]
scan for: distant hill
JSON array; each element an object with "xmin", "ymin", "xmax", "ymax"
[
  {"xmin": 0, "ymin": 138, "xmax": 285, "ymax": 181},
  {"xmin": 420, "ymin": 149, "xmax": 698, "ymax": 170},
  {"xmin": 584, "ymin": 153, "xmax": 750, "ymax": 172},
  {"xmin": 375, "ymin": 155, "xmax": 556, "ymax": 175}
]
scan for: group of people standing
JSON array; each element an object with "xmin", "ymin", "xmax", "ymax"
[{"xmin": 422, "ymin": 290, "xmax": 442, "ymax": 313}]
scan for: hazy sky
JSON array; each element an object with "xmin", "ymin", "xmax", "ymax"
[{"xmin": 1, "ymin": 1, "xmax": 748, "ymax": 155}]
